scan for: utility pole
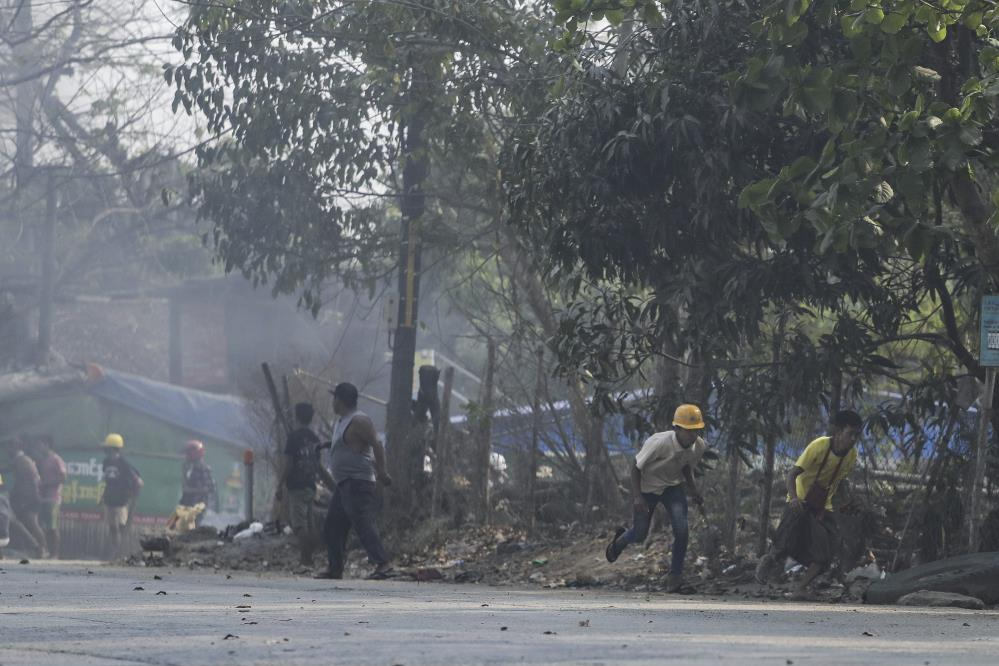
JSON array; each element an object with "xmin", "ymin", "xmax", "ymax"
[
  {"xmin": 972, "ymin": 295, "xmax": 999, "ymax": 551},
  {"xmin": 386, "ymin": 60, "xmax": 429, "ymax": 496},
  {"xmin": 36, "ymin": 171, "xmax": 56, "ymax": 363}
]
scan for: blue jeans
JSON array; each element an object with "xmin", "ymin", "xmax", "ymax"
[{"xmin": 616, "ymin": 485, "xmax": 689, "ymax": 576}]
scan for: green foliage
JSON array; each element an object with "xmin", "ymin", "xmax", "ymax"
[
  {"xmin": 170, "ymin": 0, "xmax": 544, "ymax": 312},
  {"xmin": 505, "ymin": 0, "xmax": 995, "ymax": 456}
]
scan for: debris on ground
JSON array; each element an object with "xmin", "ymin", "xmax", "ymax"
[{"xmin": 122, "ymin": 521, "xmax": 883, "ymax": 603}]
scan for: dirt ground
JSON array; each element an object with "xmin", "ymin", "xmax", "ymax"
[{"xmin": 125, "ymin": 520, "xmax": 876, "ymax": 604}]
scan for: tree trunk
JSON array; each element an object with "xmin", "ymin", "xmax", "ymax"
[
  {"xmin": 528, "ymin": 347, "xmax": 544, "ymax": 535},
  {"xmin": 758, "ymin": 315, "xmax": 787, "ymax": 556},
  {"xmin": 724, "ymin": 445, "xmax": 741, "ymax": 554},
  {"xmin": 496, "ymin": 229, "xmax": 621, "ymax": 512},
  {"xmin": 652, "ymin": 319, "xmax": 685, "ymax": 430},
  {"xmin": 477, "ymin": 339, "xmax": 497, "ymax": 522},
  {"xmin": 430, "ymin": 366, "xmax": 455, "ymax": 521}
]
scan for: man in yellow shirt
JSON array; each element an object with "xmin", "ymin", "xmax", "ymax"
[
  {"xmin": 755, "ymin": 410, "xmax": 862, "ymax": 596},
  {"xmin": 605, "ymin": 404, "xmax": 708, "ymax": 593}
]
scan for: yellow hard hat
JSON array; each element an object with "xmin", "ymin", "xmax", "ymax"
[
  {"xmin": 104, "ymin": 433, "xmax": 124, "ymax": 449},
  {"xmin": 672, "ymin": 404, "xmax": 705, "ymax": 430}
]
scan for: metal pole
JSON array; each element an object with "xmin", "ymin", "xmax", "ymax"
[
  {"xmin": 968, "ymin": 367, "xmax": 996, "ymax": 551},
  {"xmin": 243, "ymin": 449, "xmax": 255, "ymax": 523},
  {"xmin": 528, "ymin": 347, "xmax": 544, "ymax": 536}
]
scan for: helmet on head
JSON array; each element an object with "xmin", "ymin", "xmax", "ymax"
[
  {"xmin": 104, "ymin": 433, "xmax": 124, "ymax": 449},
  {"xmin": 184, "ymin": 439, "xmax": 205, "ymax": 459},
  {"xmin": 672, "ymin": 404, "xmax": 705, "ymax": 430}
]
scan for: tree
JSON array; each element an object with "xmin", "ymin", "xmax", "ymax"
[
  {"xmin": 169, "ymin": 0, "xmax": 548, "ymax": 502},
  {"xmin": 0, "ymin": 1, "xmax": 209, "ymax": 369},
  {"xmin": 502, "ymin": 0, "xmax": 999, "ymax": 555}
]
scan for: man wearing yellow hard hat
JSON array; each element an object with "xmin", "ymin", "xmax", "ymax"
[
  {"xmin": 605, "ymin": 404, "xmax": 709, "ymax": 593},
  {"xmin": 100, "ymin": 433, "xmax": 143, "ymax": 559}
]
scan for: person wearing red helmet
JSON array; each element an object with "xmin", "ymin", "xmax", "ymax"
[{"xmin": 179, "ymin": 440, "xmax": 217, "ymax": 519}]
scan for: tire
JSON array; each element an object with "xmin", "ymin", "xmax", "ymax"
[{"xmin": 865, "ymin": 552, "xmax": 999, "ymax": 605}]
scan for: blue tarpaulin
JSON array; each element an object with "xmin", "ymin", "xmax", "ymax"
[{"xmin": 86, "ymin": 367, "xmax": 254, "ymax": 449}]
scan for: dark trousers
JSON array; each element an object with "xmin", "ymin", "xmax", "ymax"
[
  {"xmin": 771, "ymin": 503, "xmax": 839, "ymax": 567},
  {"xmin": 617, "ymin": 485, "xmax": 689, "ymax": 576},
  {"xmin": 324, "ymin": 479, "xmax": 389, "ymax": 575}
]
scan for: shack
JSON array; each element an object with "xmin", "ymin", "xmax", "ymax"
[{"xmin": 0, "ymin": 364, "xmax": 262, "ymax": 557}]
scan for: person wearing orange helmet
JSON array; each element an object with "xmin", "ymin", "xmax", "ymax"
[
  {"xmin": 605, "ymin": 404, "xmax": 709, "ymax": 593},
  {"xmin": 179, "ymin": 440, "xmax": 217, "ymax": 519}
]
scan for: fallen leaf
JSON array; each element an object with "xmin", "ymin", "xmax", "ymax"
[
  {"xmin": 861, "ymin": 631, "xmax": 875, "ymax": 637},
  {"xmin": 19, "ymin": 559, "xmax": 29, "ymax": 565},
  {"xmin": 235, "ymin": 605, "xmax": 251, "ymax": 609},
  {"xmin": 243, "ymin": 593, "xmax": 252, "ymax": 597},
  {"xmin": 543, "ymin": 630, "xmax": 557, "ymax": 635},
  {"xmin": 222, "ymin": 634, "xmax": 238, "ymax": 640},
  {"xmin": 154, "ymin": 575, "xmax": 163, "ymax": 580},
  {"xmin": 156, "ymin": 591, "xmax": 167, "ymax": 596},
  {"xmin": 500, "ymin": 627, "xmax": 508, "ymax": 631},
  {"xmin": 133, "ymin": 586, "xmax": 144, "ymax": 591}
]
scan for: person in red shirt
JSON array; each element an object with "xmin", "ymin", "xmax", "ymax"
[{"xmin": 29, "ymin": 434, "xmax": 67, "ymax": 558}]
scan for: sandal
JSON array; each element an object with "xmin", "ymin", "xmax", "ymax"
[{"xmin": 605, "ymin": 527, "xmax": 626, "ymax": 563}]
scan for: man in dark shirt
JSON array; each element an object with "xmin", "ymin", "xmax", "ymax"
[
  {"xmin": 100, "ymin": 433, "xmax": 143, "ymax": 559},
  {"xmin": 280, "ymin": 402, "xmax": 322, "ymax": 566}
]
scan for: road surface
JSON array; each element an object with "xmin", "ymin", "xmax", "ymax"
[{"xmin": 1, "ymin": 560, "xmax": 997, "ymax": 665}]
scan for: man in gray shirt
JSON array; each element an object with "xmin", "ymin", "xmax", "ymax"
[{"xmin": 315, "ymin": 382, "xmax": 393, "ymax": 580}]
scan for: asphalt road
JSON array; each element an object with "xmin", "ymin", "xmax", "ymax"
[{"xmin": 1, "ymin": 560, "xmax": 997, "ymax": 665}]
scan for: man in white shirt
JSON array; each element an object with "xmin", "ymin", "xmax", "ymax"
[{"xmin": 605, "ymin": 404, "xmax": 708, "ymax": 592}]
